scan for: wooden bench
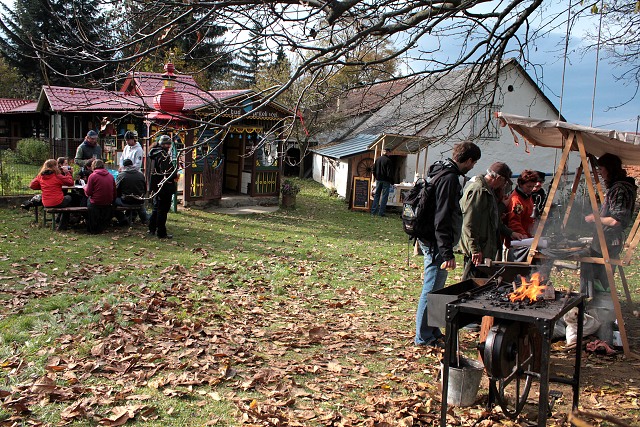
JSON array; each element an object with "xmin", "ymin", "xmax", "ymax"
[{"xmin": 43, "ymin": 206, "xmax": 131, "ymax": 230}]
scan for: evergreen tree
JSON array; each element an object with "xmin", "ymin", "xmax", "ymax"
[
  {"xmin": 0, "ymin": 0, "xmax": 114, "ymax": 89},
  {"xmin": 108, "ymin": 0, "xmax": 233, "ymax": 90},
  {"xmin": 230, "ymin": 25, "xmax": 270, "ymax": 88}
]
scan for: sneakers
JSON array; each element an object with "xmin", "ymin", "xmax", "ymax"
[
  {"xmin": 417, "ymin": 336, "xmax": 445, "ymax": 349},
  {"xmin": 158, "ymin": 234, "xmax": 173, "ymax": 239}
]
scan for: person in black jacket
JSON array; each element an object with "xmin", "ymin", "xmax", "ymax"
[
  {"xmin": 115, "ymin": 158, "xmax": 148, "ymax": 225},
  {"xmin": 414, "ymin": 141, "xmax": 481, "ymax": 348},
  {"xmin": 148, "ymin": 135, "xmax": 177, "ymax": 239},
  {"xmin": 370, "ymin": 147, "xmax": 394, "ymax": 217}
]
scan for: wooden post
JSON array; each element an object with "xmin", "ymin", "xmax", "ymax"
[
  {"xmin": 617, "ymin": 266, "xmax": 633, "ymax": 304},
  {"xmin": 576, "ymin": 133, "xmax": 631, "ymax": 358},
  {"xmin": 182, "ymin": 129, "xmax": 194, "ymax": 207},
  {"xmin": 562, "ymin": 165, "xmax": 583, "ymax": 229},
  {"xmin": 528, "ymin": 133, "xmax": 575, "ymax": 263}
]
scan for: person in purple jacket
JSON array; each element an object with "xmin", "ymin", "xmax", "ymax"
[{"xmin": 84, "ymin": 159, "xmax": 116, "ymax": 234}]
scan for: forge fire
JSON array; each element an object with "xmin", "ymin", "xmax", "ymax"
[{"xmin": 509, "ymin": 272, "xmax": 547, "ymax": 303}]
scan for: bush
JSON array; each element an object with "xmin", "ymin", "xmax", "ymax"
[{"xmin": 15, "ymin": 138, "xmax": 50, "ymax": 165}]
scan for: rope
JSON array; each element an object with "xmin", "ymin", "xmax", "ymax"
[
  {"xmin": 558, "ymin": 0, "xmax": 572, "ymax": 121},
  {"xmin": 590, "ymin": 0, "xmax": 605, "ymax": 127}
]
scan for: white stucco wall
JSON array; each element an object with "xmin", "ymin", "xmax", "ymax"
[
  {"xmin": 312, "ymin": 153, "xmax": 350, "ymax": 198},
  {"xmin": 414, "ymin": 64, "xmax": 581, "ymax": 179},
  {"xmin": 312, "ymin": 61, "xmax": 582, "ymax": 195}
]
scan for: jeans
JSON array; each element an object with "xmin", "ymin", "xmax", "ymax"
[
  {"xmin": 371, "ymin": 180, "xmax": 391, "ymax": 216},
  {"xmin": 415, "ymin": 240, "xmax": 447, "ymax": 345}
]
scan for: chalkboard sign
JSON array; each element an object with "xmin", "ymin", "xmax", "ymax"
[{"xmin": 352, "ymin": 176, "xmax": 371, "ymax": 211}]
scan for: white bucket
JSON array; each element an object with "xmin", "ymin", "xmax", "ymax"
[{"xmin": 440, "ymin": 356, "xmax": 484, "ymax": 407}]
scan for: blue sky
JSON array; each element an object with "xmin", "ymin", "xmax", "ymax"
[{"xmin": 523, "ymin": 29, "xmax": 639, "ymax": 131}]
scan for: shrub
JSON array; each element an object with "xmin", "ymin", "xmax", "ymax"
[{"xmin": 15, "ymin": 138, "xmax": 50, "ymax": 165}]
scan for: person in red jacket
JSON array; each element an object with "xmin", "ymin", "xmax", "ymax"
[
  {"xmin": 84, "ymin": 159, "xmax": 116, "ymax": 234},
  {"xmin": 505, "ymin": 169, "xmax": 539, "ymax": 261},
  {"xmin": 29, "ymin": 159, "xmax": 74, "ymax": 231}
]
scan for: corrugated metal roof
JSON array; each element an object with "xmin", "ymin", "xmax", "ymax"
[{"xmin": 312, "ymin": 134, "xmax": 378, "ymax": 159}]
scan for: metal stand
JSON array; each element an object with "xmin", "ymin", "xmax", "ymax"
[{"xmin": 440, "ymin": 295, "xmax": 584, "ymax": 427}]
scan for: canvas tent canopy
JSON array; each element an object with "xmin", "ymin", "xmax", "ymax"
[
  {"xmin": 497, "ymin": 111, "xmax": 640, "ymax": 358},
  {"xmin": 497, "ymin": 112, "xmax": 640, "ymax": 164}
]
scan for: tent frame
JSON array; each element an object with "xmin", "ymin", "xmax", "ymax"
[{"xmin": 526, "ymin": 131, "xmax": 640, "ymax": 358}]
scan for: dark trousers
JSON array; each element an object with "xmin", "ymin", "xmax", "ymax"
[
  {"xmin": 149, "ymin": 189, "xmax": 173, "ymax": 237},
  {"xmin": 46, "ymin": 195, "xmax": 72, "ymax": 230},
  {"xmin": 87, "ymin": 200, "xmax": 112, "ymax": 234}
]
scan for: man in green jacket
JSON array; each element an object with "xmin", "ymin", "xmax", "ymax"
[{"xmin": 460, "ymin": 161, "xmax": 522, "ymax": 280}]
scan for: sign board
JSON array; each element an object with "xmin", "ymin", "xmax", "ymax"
[{"xmin": 352, "ymin": 176, "xmax": 371, "ymax": 211}]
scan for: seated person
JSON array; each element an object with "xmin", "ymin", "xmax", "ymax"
[
  {"xmin": 22, "ymin": 157, "xmax": 72, "ymax": 210},
  {"xmin": 29, "ymin": 159, "xmax": 74, "ymax": 231},
  {"xmin": 115, "ymin": 158, "xmax": 148, "ymax": 225},
  {"xmin": 84, "ymin": 159, "xmax": 116, "ymax": 234}
]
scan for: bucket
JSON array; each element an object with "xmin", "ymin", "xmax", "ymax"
[
  {"xmin": 588, "ymin": 291, "xmax": 615, "ymax": 344},
  {"xmin": 440, "ymin": 356, "xmax": 484, "ymax": 407}
]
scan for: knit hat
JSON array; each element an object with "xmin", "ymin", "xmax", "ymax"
[
  {"xmin": 87, "ymin": 130, "xmax": 98, "ymax": 138},
  {"xmin": 489, "ymin": 162, "xmax": 512, "ymax": 179}
]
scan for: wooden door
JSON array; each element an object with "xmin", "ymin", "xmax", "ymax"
[{"xmin": 223, "ymin": 134, "xmax": 241, "ymax": 192}]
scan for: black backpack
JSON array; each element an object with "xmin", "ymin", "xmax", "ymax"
[{"xmin": 402, "ymin": 169, "xmax": 453, "ymax": 241}]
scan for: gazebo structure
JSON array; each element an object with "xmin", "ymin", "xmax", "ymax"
[
  {"xmin": 19, "ymin": 60, "xmax": 294, "ymax": 204},
  {"xmin": 497, "ymin": 112, "xmax": 640, "ymax": 357}
]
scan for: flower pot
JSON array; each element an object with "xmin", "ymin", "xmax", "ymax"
[{"xmin": 281, "ymin": 194, "xmax": 296, "ymax": 208}]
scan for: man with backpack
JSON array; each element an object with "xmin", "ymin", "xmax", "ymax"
[{"xmin": 414, "ymin": 142, "xmax": 481, "ymax": 348}]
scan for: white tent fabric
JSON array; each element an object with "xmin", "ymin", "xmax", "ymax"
[{"xmin": 497, "ymin": 112, "xmax": 640, "ymax": 165}]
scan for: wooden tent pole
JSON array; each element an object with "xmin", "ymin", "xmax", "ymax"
[
  {"xmin": 562, "ymin": 165, "xmax": 583, "ymax": 229},
  {"xmin": 589, "ymin": 154, "xmax": 605, "ymax": 201},
  {"xmin": 528, "ymin": 134, "xmax": 575, "ymax": 263},
  {"xmin": 576, "ymin": 133, "xmax": 631, "ymax": 357},
  {"xmin": 622, "ymin": 213, "xmax": 640, "ymax": 266},
  {"xmin": 617, "ymin": 265, "xmax": 633, "ymax": 304}
]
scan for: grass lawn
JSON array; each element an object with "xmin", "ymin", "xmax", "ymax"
[{"xmin": 0, "ymin": 178, "xmax": 639, "ymax": 426}]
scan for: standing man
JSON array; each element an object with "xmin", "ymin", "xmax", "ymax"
[
  {"xmin": 148, "ymin": 135, "xmax": 177, "ymax": 239},
  {"xmin": 415, "ymin": 142, "xmax": 481, "ymax": 347},
  {"xmin": 370, "ymin": 147, "xmax": 394, "ymax": 217},
  {"xmin": 119, "ymin": 131, "xmax": 144, "ymax": 171},
  {"xmin": 460, "ymin": 162, "xmax": 523, "ymax": 280},
  {"xmin": 75, "ymin": 130, "xmax": 102, "ymax": 168}
]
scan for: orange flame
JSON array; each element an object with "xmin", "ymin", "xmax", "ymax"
[{"xmin": 509, "ymin": 272, "xmax": 546, "ymax": 303}]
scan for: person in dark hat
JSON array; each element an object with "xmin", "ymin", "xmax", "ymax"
[
  {"xmin": 147, "ymin": 135, "xmax": 177, "ymax": 239},
  {"xmin": 460, "ymin": 162, "xmax": 522, "ymax": 281},
  {"xmin": 370, "ymin": 147, "xmax": 395, "ymax": 217},
  {"xmin": 74, "ymin": 130, "xmax": 102, "ymax": 168},
  {"xmin": 119, "ymin": 131, "xmax": 144, "ymax": 171}
]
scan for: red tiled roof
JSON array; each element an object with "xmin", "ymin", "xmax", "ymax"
[
  {"xmin": 42, "ymin": 86, "xmax": 147, "ymax": 112},
  {"xmin": 209, "ymin": 90, "xmax": 252, "ymax": 100},
  {"xmin": 0, "ymin": 98, "xmax": 34, "ymax": 113}
]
